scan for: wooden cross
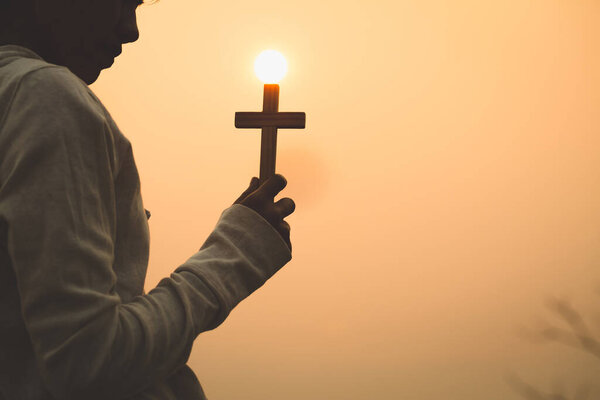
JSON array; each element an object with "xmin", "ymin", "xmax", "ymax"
[{"xmin": 235, "ymin": 84, "xmax": 306, "ymax": 184}]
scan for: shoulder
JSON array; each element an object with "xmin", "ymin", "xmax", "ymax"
[
  {"xmin": 0, "ymin": 65, "xmax": 110, "ymax": 154},
  {"xmin": 0, "ymin": 44, "xmax": 111, "ymax": 130},
  {"xmin": 0, "ymin": 50, "xmax": 125, "ymax": 142},
  {"xmin": 0, "ymin": 62, "xmax": 120, "ymax": 174},
  {"xmin": 0, "ymin": 49, "xmax": 132, "ymax": 176},
  {"xmin": 13, "ymin": 64, "xmax": 107, "ymax": 124},
  {"xmin": 8, "ymin": 61, "xmax": 130, "ymax": 151}
]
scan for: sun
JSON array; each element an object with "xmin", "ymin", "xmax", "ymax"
[{"xmin": 254, "ymin": 50, "xmax": 288, "ymax": 84}]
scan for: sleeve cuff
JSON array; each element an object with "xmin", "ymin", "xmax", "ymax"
[
  {"xmin": 175, "ymin": 203, "xmax": 292, "ymax": 331},
  {"xmin": 223, "ymin": 204, "xmax": 292, "ymax": 260}
]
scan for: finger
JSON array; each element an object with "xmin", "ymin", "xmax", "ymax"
[
  {"xmin": 274, "ymin": 198, "xmax": 295, "ymax": 218},
  {"xmin": 234, "ymin": 178, "xmax": 257, "ymax": 204},
  {"xmin": 258, "ymin": 174, "xmax": 287, "ymax": 198},
  {"xmin": 234, "ymin": 177, "xmax": 260, "ymax": 204},
  {"xmin": 246, "ymin": 177, "xmax": 260, "ymax": 192},
  {"xmin": 280, "ymin": 220, "xmax": 290, "ymax": 232}
]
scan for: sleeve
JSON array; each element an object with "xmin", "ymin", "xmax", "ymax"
[{"xmin": 0, "ymin": 67, "xmax": 292, "ymax": 400}]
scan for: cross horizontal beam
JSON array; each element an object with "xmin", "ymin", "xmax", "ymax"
[{"xmin": 235, "ymin": 112, "xmax": 306, "ymax": 129}]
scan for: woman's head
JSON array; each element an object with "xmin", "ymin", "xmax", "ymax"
[{"xmin": 1, "ymin": 0, "xmax": 142, "ymax": 84}]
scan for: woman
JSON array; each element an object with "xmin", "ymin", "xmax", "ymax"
[{"xmin": 0, "ymin": 1, "xmax": 296, "ymax": 399}]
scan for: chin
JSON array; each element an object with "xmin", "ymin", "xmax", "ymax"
[
  {"xmin": 69, "ymin": 64, "xmax": 102, "ymax": 85},
  {"xmin": 81, "ymin": 69, "xmax": 102, "ymax": 85}
]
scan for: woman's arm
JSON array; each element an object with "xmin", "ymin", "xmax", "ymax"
[{"xmin": 0, "ymin": 66, "xmax": 291, "ymax": 400}]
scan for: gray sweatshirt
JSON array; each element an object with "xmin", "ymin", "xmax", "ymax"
[{"xmin": 0, "ymin": 45, "xmax": 292, "ymax": 400}]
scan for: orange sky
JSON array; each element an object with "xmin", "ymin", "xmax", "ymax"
[{"xmin": 91, "ymin": 1, "xmax": 600, "ymax": 399}]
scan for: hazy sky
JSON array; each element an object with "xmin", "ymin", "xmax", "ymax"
[{"xmin": 91, "ymin": 1, "xmax": 600, "ymax": 399}]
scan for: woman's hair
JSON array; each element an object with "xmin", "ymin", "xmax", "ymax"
[
  {"xmin": 0, "ymin": 0, "xmax": 30, "ymax": 19},
  {"xmin": 0, "ymin": 0, "xmax": 35, "ymax": 42}
]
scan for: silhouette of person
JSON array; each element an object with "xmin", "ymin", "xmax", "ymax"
[{"xmin": 0, "ymin": 1, "xmax": 295, "ymax": 399}]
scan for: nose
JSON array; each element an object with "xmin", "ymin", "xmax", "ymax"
[{"xmin": 118, "ymin": 12, "xmax": 140, "ymax": 44}]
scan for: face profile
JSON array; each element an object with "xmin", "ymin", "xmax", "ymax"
[{"xmin": 22, "ymin": 0, "xmax": 141, "ymax": 84}]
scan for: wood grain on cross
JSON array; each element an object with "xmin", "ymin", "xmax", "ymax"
[{"xmin": 235, "ymin": 84, "xmax": 306, "ymax": 184}]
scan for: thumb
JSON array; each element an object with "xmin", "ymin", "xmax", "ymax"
[
  {"xmin": 248, "ymin": 177, "xmax": 260, "ymax": 191},
  {"xmin": 234, "ymin": 177, "xmax": 260, "ymax": 205}
]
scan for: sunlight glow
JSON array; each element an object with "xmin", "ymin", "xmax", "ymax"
[{"xmin": 254, "ymin": 50, "xmax": 288, "ymax": 84}]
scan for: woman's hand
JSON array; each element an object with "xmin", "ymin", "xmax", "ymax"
[{"xmin": 234, "ymin": 174, "xmax": 295, "ymax": 251}]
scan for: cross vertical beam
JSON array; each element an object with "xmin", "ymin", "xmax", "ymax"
[{"xmin": 261, "ymin": 84, "xmax": 279, "ymax": 183}]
